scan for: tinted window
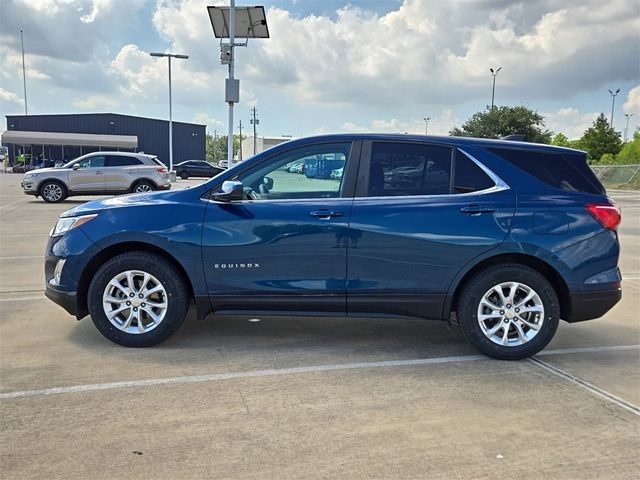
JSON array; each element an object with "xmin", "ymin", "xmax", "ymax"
[
  {"xmin": 237, "ymin": 143, "xmax": 351, "ymax": 200},
  {"xmin": 453, "ymin": 152, "xmax": 495, "ymax": 193},
  {"xmin": 488, "ymin": 148, "xmax": 604, "ymax": 195},
  {"xmin": 150, "ymin": 157, "xmax": 164, "ymax": 166},
  {"xmin": 75, "ymin": 155, "xmax": 105, "ymax": 168},
  {"xmin": 106, "ymin": 156, "xmax": 142, "ymax": 167},
  {"xmin": 369, "ymin": 143, "xmax": 452, "ymax": 196}
]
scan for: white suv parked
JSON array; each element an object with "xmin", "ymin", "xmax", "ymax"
[{"xmin": 21, "ymin": 152, "xmax": 171, "ymax": 202}]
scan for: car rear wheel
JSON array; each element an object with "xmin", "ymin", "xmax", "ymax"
[
  {"xmin": 456, "ymin": 264, "xmax": 559, "ymax": 360},
  {"xmin": 179, "ymin": 171, "xmax": 189, "ymax": 180},
  {"xmin": 40, "ymin": 181, "xmax": 67, "ymax": 203},
  {"xmin": 88, "ymin": 251, "xmax": 189, "ymax": 347},
  {"xmin": 132, "ymin": 180, "xmax": 155, "ymax": 193}
]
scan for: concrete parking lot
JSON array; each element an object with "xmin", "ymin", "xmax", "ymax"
[{"xmin": 0, "ymin": 172, "xmax": 638, "ymax": 479}]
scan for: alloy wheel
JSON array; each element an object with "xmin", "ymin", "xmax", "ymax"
[
  {"xmin": 43, "ymin": 183, "xmax": 63, "ymax": 202},
  {"xmin": 102, "ymin": 270, "xmax": 168, "ymax": 334},
  {"xmin": 477, "ymin": 281, "xmax": 545, "ymax": 346}
]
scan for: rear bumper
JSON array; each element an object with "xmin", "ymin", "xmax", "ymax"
[{"xmin": 564, "ymin": 288, "xmax": 622, "ymax": 322}]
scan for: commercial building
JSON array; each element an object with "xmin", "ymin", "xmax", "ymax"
[
  {"xmin": 1, "ymin": 113, "xmax": 205, "ymax": 167},
  {"xmin": 240, "ymin": 135, "xmax": 293, "ymax": 160}
]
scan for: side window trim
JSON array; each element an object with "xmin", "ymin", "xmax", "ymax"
[{"xmin": 457, "ymin": 148, "xmax": 509, "ymax": 190}]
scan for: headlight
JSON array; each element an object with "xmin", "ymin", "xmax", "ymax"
[
  {"xmin": 51, "ymin": 214, "xmax": 98, "ymax": 237},
  {"xmin": 24, "ymin": 172, "xmax": 39, "ymax": 178}
]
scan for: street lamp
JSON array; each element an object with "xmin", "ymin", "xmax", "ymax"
[
  {"xmin": 608, "ymin": 88, "xmax": 620, "ymax": 128},
  {"xmin": 208, "ymin": 2, "xmax": 269, "ymax": 167},
  {"xmin": 150, "ymin": 52, "xmax": 189, "ymax": 177},
  {"xmin": 423, "ymin": 117, "xmax": 430, "ymax": 135},
  {"xmin": 490, "ymin": 67, "xmax": 502, "ymax": 110},
  {"xmin": 624, "ymin": 113, "xmax": 634, "ymax": 142},
  {"xmin": 250, "ymin": 106, "xmax": 259, "ymax": 155}
]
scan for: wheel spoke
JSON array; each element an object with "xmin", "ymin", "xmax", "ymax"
[
  {"xmin": 494, "ymin": 285, "xmax": 509, "ymax": 307},
  {"xmin": 142, "ymin": 307, "xmax": 161, "ymax": 324},
  {"xmin": 137, "ymin": 312, "xmax": 146, "ymax": 333},
  {"xmin": 518, "ymin": 316, "xmax": 541, "ymax": 331},
  {"xmin": 126, "ymin": 271, "xmax": 135, "ymax": 291},
  {"xmin": 485, "ymin": 321, "xmax": 504, "ymax": 337},
  {"xmin": 145, "ymin": 299, "xmax": 167, "ymax": 309},
  {"xmin": 139, "ymin": 273, "xmax": 151, "ymax": 293},
  {"xmin": 513, "ymin": 321, "xmax": 527, "ymax": 343},
  {"xmin": 519, "ymin": 305, "xmax": 543, "ymax": 314},
  {"xmin": 104, "ymin": 295, "xmax": 126, "ymax": 304},
  {"xmin": 501, "ymin": 324, "xmax": 511, "ymax": 345},
  {"xmin": 108, "ymin": 278, "xmax": 128, "ymax": 295},
  {"xmin": 479, "ymin": 312, "xmax": 502, "ymax": 323},
  {"xmin": 481, "ymin": 298, "xmax": 501, "ymax": 310},
  {"xmin": 515, "ymin": 290, "xmax": 536, "ymax": 308},
  {"xmin": 121, "ymin": 310, "xmax": 134, "ymax": 330},
  {"xmin": 506, "ymin": 282, "xmax": 518, "ymax": 305},
  {"xmin": 106, "ymin": 304, "xmax": 129, "ymax": 320}
]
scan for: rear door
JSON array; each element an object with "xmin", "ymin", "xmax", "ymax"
[
  {"xmin": 347, "ymin": 141, "xmax": 515, "ymax": 319},
  {"xmin": 105, "ymin": 155, "xmax": 143, "ymax": 191},
  {"xmin": 68, "ymin": 155, "xmax": 106, "ymax": 192}
]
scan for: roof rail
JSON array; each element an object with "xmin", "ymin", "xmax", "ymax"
[{"xmin": 501, "ymin": 134, "xmax": 526, "ymax": 141}]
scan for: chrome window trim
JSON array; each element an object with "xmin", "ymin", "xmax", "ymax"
[{"xmin": 457, "ymin": 148, "xmax": 510, "ymax": 190}]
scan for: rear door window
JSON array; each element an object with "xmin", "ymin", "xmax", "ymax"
[
  {"xmin": 369, "ymin": 143, "xmax": 452, "ymax": 196},
  {"xmin": 106, "ymin": 156, "xmax": 142, "ymax": 167},
  {"xmin": 488, "ymin": 148, "xmax": 604, "ymax": 195},
  {"xmin": 453, "ymin": 151, "xmax": 496, "ymax": 194}
]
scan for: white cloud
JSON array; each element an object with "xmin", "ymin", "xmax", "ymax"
[
  {"xmin": 543, "ymin": 107, "xmax": 598, "ymax": 139},
  {"xmin": 192, "ymin": 112, "xmax": 224, "ymax": 132},
  {"xmin": 72, "ymin": 94, "xmax": 118, "ymax": 110},
  {"xmin": 0, "ymin": 88, "xmax": 24, "ymax": 106},
  {"xmin": 341, "ymin": 109, "xmax": 457, "ymax": 135},
  {"xmin": 623, "ymin": 85, "xmax": 640, "ymax": 116}
]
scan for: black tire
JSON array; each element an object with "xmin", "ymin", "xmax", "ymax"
[
  {"xmin": 131, "ymin": 180, "xmax": 156, "ymax": 194},
  {"xmin": 39, "ymin": 180, "xmax": 68, "ymax": 203},
  {"xmin": 179, "ymin": 171, "xmax": 189, "ymax": 180},
  {"xmin": 88, "ymin": 251, "xmax": 189, "ymax": 347},
  {"xmin": 456, "ymin": 264, "xmax": 560, "ymax": 360}
]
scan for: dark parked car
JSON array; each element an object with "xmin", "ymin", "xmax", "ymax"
[
  {"xmin": 174, "ymin": 160, "xmax": 224, "ymax": 179},
  {"xmin": 44, "ymin": 134, "xmax": 621, "ymax": 359}
]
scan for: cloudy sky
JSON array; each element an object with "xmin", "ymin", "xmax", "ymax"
[{"xmin": 1, "ymin": 0, "xmax": 638, "ymax": 139}]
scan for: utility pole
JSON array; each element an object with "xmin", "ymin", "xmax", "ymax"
[
  {"xmin": 624, "ymin": 113, "xmax": 634, "ymax": 142},
  {"xmin": 227, "ymin": 0, "xmax": 236, "ymax": 166},
  {"xmin": 423, "ymin": 116, "xmax": 430, "ymax": 135},
  {"xmin": 250, "ymin": 106, "xmax": 259, "ymax": 155},
  {"xmin": 20, "ymin": 30, "xmax": 28, "ymax": 115},
  {"xmin": 238, "ymin": 120, "xmax": 243, "ymax": 161},
  {"xmin": 213, "ymin": 129, "xmax": 217, "ymax": 162},
  {"xmin": 608, "ymin": 88, "xmax": 620, "ymax": 128},
  {"xmin": 490, "ymin": 67, "xmax": 502, "ymax": 110}
]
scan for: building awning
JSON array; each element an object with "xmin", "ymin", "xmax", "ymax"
[{"xmin": 1, "ymin": 130, "xmax": 138, "ymax": 149}]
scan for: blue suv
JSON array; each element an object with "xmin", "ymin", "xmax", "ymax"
[{"xmin": 44, "ymin": 134, "xmax": 622, "ymax": 359}]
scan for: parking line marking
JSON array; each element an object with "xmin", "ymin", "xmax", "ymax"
[
  {"xmin": 528, "ymin": 357, "xmax": 640, "ymax": 416},
  {"xmin": 0, "ymin": 344, "xmax": 638, "ymax": 401},
  {"xmin": 0, "ymin": 199, "xmax": 28, "ymax": 210},
  {"xmin": 0, "ymin": 296, "xmax": 44, "ymax": 302},
  {"xmin": 0, "ymin": 256, "xmax": 43, "ymax": 260}
]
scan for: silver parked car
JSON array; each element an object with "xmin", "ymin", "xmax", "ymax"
[{"xmin": 21, "ymin": 152, "xmax": 171, "ymax": 203}]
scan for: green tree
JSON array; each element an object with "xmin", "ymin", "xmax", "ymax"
[
  {"xmin": 206, "ymin": 133, "xmax": 245, "ymax": 163},
  {"xmin": 450, "ymin": 106, "xmax": 553, "ymax": 143},
  {"xmin": 551, "ymin": 132, "xmax": 583, "ymax": 150},
  {"xmin": 579, "ymin": 113, "xmax": 622, "ymax": 162},
  {"xmin": 614, "ymin": 130, "xmax": 640, "ymax": 164}
]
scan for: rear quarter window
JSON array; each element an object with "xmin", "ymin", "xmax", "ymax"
[{"xmin": 487, "ymin": 148, "xmax": 605, "ymax": 195}]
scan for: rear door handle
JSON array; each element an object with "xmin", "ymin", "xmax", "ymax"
[
  {"xmin": 309, "ymin": 209, "xmax": 343, "ymax": 219},
  {"xmin": 460, "ymin": 205, "xmax": 495, "ymax": 215}
]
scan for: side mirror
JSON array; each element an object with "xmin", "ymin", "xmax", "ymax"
[
  {"xmin": 72, "ymin": 164, "xmax": 81, "ymax": 170},
  {"xmin": 263, "ymin": 176, "xmax": 274, "ymax": 190},
  {"xmin": 213, "ymin": 180, "xmax": 244, "ymax": 202}
]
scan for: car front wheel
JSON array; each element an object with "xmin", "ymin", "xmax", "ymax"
[
  {"xmin": 88, "ymin": 251, "xmax": 189, "ymax": 347},
  {"xmin": 456, "ymin": 264, "xmax": 559, "ymax": 360},
  {"xmin": 40, "ymin": 181, "xmax": 67, "ymax": 203}
]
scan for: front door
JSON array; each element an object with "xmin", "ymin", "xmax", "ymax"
[
  {"xmin": 201, "ymin": 142, "xmax": 359, "ymax": 315},
  {"xmin": 68, "ymin": 155, "xmax": 106, "ymax": 192},
  {"xmin": 347, "ymin": 141, "xmax": 515, "ymax": 319}
]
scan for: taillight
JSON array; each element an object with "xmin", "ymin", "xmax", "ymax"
[
  {"xmin": 586, "ymin": 203, "xmax": 621, "ymax": 230},
  {"xmin": 156, "ymin": 167, "xmax": 167, "ymax": 173}
]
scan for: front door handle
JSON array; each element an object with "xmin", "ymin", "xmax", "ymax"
[
  {"xmin": 460, "ymin": 205, "xmax": 495, "ymax": 215},
  {"xmin": 95, "ymin": 171, "xmax": 103, "ymax": 175},
  {"xmin": 309, "ymin": 209, "xmax": 343, "ymax": 219}
]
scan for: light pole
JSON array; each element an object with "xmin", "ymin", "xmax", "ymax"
[
  {"xmin": 608, "ymin": 88, "xmax": 620, "ymax": 128},
  {"xmin": 624, "ymin": 113, "xmax": 634, "ymax": 142},
  {"xmin": 250, "ymin": 107, "xmax": 259, "ymax": 154},
  {"xmin": 208, "ymin": 3, "xmax": 269, "ymax": 168},
  {"xmin": 490, "ymin": 67, "xmax": 502, "ymax": 110},
  {"xmin": 20, "ymin": 30, "xmax": 28, "ymax": 115},
  {"xmin": 238, "ymin": 119, "xmax": 243, "ymax": 161},
  {"xmin": 150, "ymin": 52, "xmax": 189, "ymax": 177},
  {"xmin": 423, "ymin": 116, "xmax": 430, "ymax": 135}
]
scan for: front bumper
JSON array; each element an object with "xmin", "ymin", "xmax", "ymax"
[
  {"xmin": 45, "ymin": 283, "xmax": 80, "ymax": 317},
  {"xmin": 564, "ymin": 289, "xmax": 622, "ymax": 322},
  {"xmin": 21, "ymin": 179, "xmax": 38, "ymax": 195}
]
